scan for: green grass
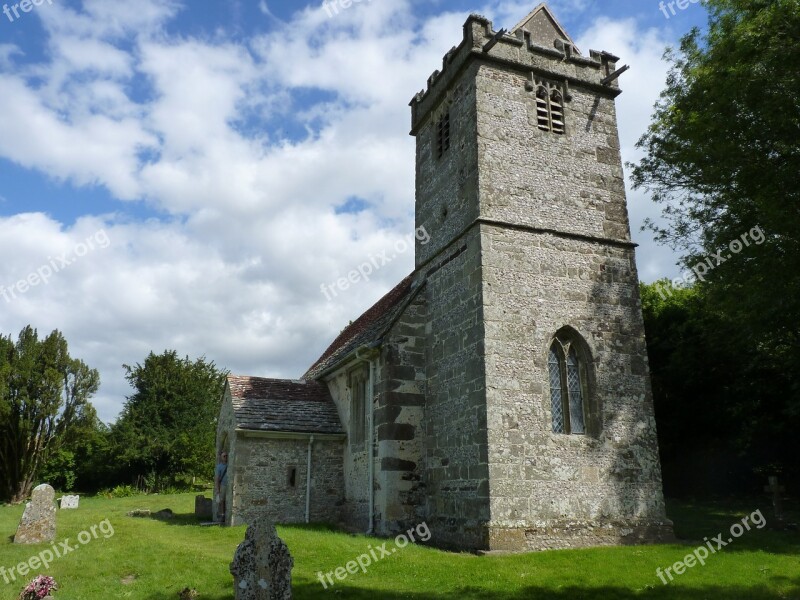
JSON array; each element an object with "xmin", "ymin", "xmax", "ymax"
[{"xmin": 0, "ymin": 494, "xmax": 798, "ymax": 599}]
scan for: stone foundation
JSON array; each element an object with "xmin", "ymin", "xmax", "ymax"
[{"xmin": 488, "ymin": 520, "xmax": 676, "ymax": 552}]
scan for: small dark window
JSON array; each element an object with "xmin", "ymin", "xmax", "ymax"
[
  {"xmin": 287, "ymin": 467, "xmax": 297, "ymax": 488},
  {"xmin": 437, "ymin": 111, "xmax": 450, "ymax": 158}
]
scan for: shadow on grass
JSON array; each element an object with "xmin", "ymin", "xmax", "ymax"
[
  {"xmin": 156, "ymin": 518, "xmax": 342, "ymax": 531},
  {"xmin": 666, "ymin": 497, "xmax": 800, "ymax": 556},
  {"xmin": 128, "ymin": 510, "xmax": 222, "ymax": 527},
  {"xmin": 158, "ymin": 513, "xmax": 209, "ymax": 526},
  {"xmin": 143, "ymin": 578, "xmax": 800, "ymax": 600},
  {"xmin": 291, "ymin": 580, "xmax": 800, "ymax": 600}
]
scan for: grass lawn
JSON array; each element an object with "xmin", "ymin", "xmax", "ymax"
[{"xmin": 0, "ymin": 493, "xmax": 798, "ymax": 599}]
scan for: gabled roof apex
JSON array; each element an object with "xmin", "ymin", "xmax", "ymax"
[{"xmin": 511, "ymin": 3, "xmax": 579, "ymax": 53}]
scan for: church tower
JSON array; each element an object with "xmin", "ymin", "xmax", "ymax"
[{"xmin": 410, "ymin": 4, "xmax": 673, "ymax": 550}]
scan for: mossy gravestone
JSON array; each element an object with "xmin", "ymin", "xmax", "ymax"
[
  {"xmin": 230, "ymin": 518, "xmax": 293, "ymax": 599},
  {"xmin": 14, "ymin": 484, "xmax": 56, "ymax": 544}
]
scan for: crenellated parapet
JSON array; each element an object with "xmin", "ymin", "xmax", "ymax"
[{"xmin": 410, "ymin": 11, "xmax": 625, "ymax": 135}]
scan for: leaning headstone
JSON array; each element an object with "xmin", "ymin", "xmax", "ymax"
[
  {"xmin": 14, "ymin": 484, "xmax": 57, "ymax": 544},
  {"xmin": 195, "ymin": 495, "xmax": 213, "ymax": 520},
  {"xmin": 230, "ymin": 517, "xmax": 293, "ymax": 600},
  {"xmin": 59, "ymin": 494, "xmax": 80, "ymax": 509}
]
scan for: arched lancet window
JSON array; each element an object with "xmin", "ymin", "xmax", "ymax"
[{"xmin": 548, "ymin": 334, "xmax": 590, "ymax": 434}]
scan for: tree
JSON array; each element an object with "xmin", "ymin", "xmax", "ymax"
[
  {"xmin": 641, "ymin": 279, "xmax": 800, "ymax": 495},
  {"xmin": 632, "ymin": 0, "xmax": 800, "ymax": 491},
  {"xmin": 0, "ymin": 326, "xmax": 100, "ymax": 503},
  {"xmin": 40, "ymin": 410, "xmax": 109, "ymax": 493},
  {"xmin": 109, "ymin": 351, "xmax": 227, "ymax": 489},
  {"xmin": 631, "ymin": 0, "xmax": 800, "ymax": 358}
]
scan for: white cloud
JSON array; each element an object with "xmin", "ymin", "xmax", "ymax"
[
  {"xmin": 0, "ymin": 1, "xmax": 684, "ymax": 421},
  {"xmin": 576, "ymin": 17, "xmax": 681, "ymax": 281}
]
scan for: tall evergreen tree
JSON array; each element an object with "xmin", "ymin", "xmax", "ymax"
[
  {"xmin": 0, "ymin": 326, "xmax": 99, "ymax": 503},
  {"xmin": 109, "ymin": 351, "xmax": 227, "ymax": 489}
]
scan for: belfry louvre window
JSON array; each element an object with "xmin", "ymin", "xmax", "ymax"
[
  {"xmin": 535, "ymin": 86, "xmax": 565, "ymax": 135},
  {"xmin": 349, "ymin": 369, "xmax": 368, "ymax": 445},
  {"xmin": 436, "ymin": 111, "xmax": 451, "ymax": 158},
  {"xmin": 548, "ymin": 337, "xmax": 588, "ymax": 434}
]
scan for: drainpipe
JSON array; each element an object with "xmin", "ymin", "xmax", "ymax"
[{"xmin": 305, "ymin": 435, "xmax": 314, "ymax": 524}]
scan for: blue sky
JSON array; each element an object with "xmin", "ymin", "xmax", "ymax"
[{"xmin": 0, "ymin": 0, "xmax": 709, "ymax": 421}]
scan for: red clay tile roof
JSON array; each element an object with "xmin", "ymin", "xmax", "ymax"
[
  {"xmin": 303, "ymin": 272, "xmax": 418, "ymax": 380},
  {"xmin": 227, "ymin": 375, "xmax": 343, "ymax": 434}
]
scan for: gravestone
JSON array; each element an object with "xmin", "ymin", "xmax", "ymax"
[
  {"xmin": 153, "ymin": 508, "xmax": 175, "ymax": 520},
  {"xmin": 230, "ymin": 517, "xmax": 293, "ymax": 600},
  {"xmin": 59, "ymin": 494, "xmax": 80, "ymax": 509},
  {"xmin": 14, "ymin": 484, "xmax": 57, "ymax": 544},
  {"xmin": 195, "ymin": 495, "xmax": 213, "ymax": 520},
  {"xmin": 764, "ymin": 476, "xmax": 786, "ymax": 524}
]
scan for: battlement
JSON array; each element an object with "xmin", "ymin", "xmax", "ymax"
[{"xmin": 409, "ymin": 7, "xmax": 625, "ymax": 134}]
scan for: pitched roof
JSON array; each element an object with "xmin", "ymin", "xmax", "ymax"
[
  {"xmin": 511, "ymin": 3, "xmax": 579, "ymax": 52},
  {"xmin": 227, "ymin": 375, "xmax": 344, "ymax": 434},
  {"xmin": 303, "ymin": 272, "xmax": 419, "ymax": 380}
]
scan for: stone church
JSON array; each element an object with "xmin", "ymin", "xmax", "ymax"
[{"xmin": 216, "ymin": 3, "xmax": 674, "ymax": 552}]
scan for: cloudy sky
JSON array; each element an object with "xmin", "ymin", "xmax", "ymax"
[{"xmin": 0, "ymin": 0, "xmax": 708, "ymax": 422}]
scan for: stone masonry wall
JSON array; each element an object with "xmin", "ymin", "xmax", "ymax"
[
  {"xmin": 325, "ymin": 368, "xmax": 370, "ymax": 530},
  {"xmin": 373, "ymin": 291, "xmax": 427, "ymax": 535},
  {"xmin": 475, "ymin": 62, "xmax": 630, "ymax": 241},
  {"xmin": 481, "ymin": 227, "xmax": 670, "ymax": 550},
  {"xmin": 409, "ymin": 13, "xmax": 671, "ymax": 551},
  {"xmin": 417, "ymin": 230, "xmax": 490, "ymax": 550},
  {"xmin": 473, "ymin": 40, "xmax": 671, "ymax": 551},
  {"xmin": 415, "ymin": 61, "xmax": 480, "ymax": 268},
  {"xmin": 230, "ymin": 435, "xmax": 344, "ymax": 527}
]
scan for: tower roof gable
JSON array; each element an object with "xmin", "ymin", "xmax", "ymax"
[{"xmin": 511, "ymin": 3, "xmax": 579, "ymax": 53}]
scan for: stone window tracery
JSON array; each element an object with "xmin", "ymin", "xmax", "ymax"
[{"xmin": 548, "ymin": 332, "xmax": 590, "ymax": 434}]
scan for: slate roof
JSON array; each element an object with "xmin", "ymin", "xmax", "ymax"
[
  {"xmin": 227, "ymin": 375, "xmax": 344, "ymax": 434},
  {"xmin": 303, "ymin": 272, "xmax": 419, "ymax": 380}
]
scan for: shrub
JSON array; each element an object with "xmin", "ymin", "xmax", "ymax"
[{"xmin": 99, "ymin": 485, "xmax": 141, "ymax": 499}]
